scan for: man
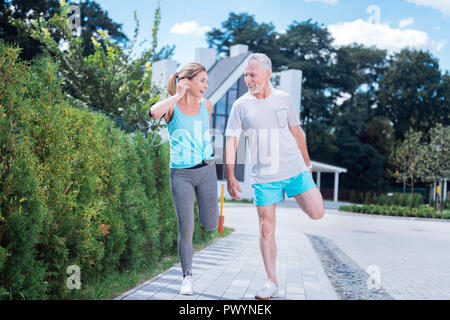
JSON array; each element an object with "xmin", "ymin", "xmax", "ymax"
[{"xmin": 225, "ymin": 53, "xmax": 325, "ymax": 300}]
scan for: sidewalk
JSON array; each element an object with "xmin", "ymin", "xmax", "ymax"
[{"xmin": 115, "ymin": 202, "xmax": 338, "ymax": 300}]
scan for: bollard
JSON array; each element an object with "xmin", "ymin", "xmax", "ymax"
[{"xmin": 218, "ymin": 184, "xmax": 225, "ymax": 235}]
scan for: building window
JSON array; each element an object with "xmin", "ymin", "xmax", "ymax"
[{"xmin": 212, "ymin": 78, "xmax": 245, "ymax": 181}]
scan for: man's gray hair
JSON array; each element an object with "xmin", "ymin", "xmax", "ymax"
[{"xmin": 245, "ymin": 53, "xmax": 272, "ymax": 71}]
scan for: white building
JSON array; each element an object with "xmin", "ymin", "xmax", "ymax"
[{"xmin": 152, "ymin": 44, "xmax": 347, "ymax": 202}]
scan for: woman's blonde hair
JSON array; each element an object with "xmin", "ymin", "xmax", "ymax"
[{"xmin": 167, "ymin": 62, "xmax": 206, "ymax": 96}]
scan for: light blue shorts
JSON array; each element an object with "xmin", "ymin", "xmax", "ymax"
[{"xmin": 252, "ymin": 171, "xmax": 317, "ymax": 206}]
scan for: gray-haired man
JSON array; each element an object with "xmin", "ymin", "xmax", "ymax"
[{"xmin": 225, "ymin": 53, "xmax": 325, "ymax": 300}]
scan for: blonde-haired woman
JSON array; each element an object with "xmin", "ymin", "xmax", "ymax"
[{"xmin": 150, "ymin": 63, "xmax": 219, "ymax": 295}]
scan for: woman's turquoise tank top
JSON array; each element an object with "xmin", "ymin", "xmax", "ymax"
[{"xmin": 166, "ymin": 98, "xmax": 214, "ymax": 168}]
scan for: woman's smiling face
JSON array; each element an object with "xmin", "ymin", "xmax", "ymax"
[{"xmin": 188, "ymin": 71, "xmax": 209, "ymax": 98}]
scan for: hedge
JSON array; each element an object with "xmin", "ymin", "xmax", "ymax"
[
  {"xmin": 350, "ymin": 191, "xmax": 424, "ymax": 208},
  {"xmin": 339, "ymin": 204, "xmax": 450, "ymax": 219},
  {"xmin": 0, "ymin": 42, "xmax": 215, "ymax": 299}
]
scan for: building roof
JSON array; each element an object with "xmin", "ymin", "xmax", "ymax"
[
  {"xmin": 204, "ymin": 52, "xmax": 250, "ymax": 100},
  {"xmin": 311, "ymin": 161, "xmax": 347, "ymax": 173}
]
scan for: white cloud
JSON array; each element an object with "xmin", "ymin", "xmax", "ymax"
[
  {"xmin": 304, "ymin": 0, "xmax": 338, "ymax": 4},
  {"xmin": 406, "ymin": 0, "xmax": 450, "ymax": 16},
  {"xmin": 335, "ymin": 92, "xmax": 351, "ymax": 106},
  {"xmin": 328, "ymin": 19, "xmax": 446, "ymax": 53},
  {"xmin": 170, "ymin": 21, "xmax": 211, "ymax": 36},
  {"xmin": 398, "ymin": 17, "xmax": 414, "ymax": 28}
]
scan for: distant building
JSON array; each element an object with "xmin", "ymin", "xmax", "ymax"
[{"xmin": 152, "ymin": 44, "xmax": 347, "ymax": 202}]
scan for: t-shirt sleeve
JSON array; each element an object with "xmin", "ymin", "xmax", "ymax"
[
  {"xmin": 225, "ymin": 102, "xmax": 243, "ymax": 137},
  {"xmin": 287, "ymin": 95, "xmax": 300, "ymax": 127}
]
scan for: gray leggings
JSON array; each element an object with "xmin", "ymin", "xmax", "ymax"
[{"xmin": 169, "ymin": 161, "xmax": 219, "ymax": 277}]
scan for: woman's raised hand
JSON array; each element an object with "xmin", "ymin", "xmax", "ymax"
[{"xmin": 176, "ymin": 79, "xmax": 190, "ymax": 98}]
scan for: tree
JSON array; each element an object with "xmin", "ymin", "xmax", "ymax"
[
  {"xmin": 10, "ymin": 1, "xmax": 165, "ymax": 133},
  {"xmin": 206, "ymin": 12, "xmax": 281, "ymax": 68},
  {"xmin": 389, "ymin": 128, "xmax": 425, "ymax": 210},
  {"xmin": 377, "ymin": 49, "xmax": 447, "ymax": 141},
  {"xmin": 333, "ymin": 44, "xmax": 387, "ymax": 97},
  {"xmin": 334, "ymin": 101, "xmax": 386, "ymax": 191},
  {"xmin": 1, "ymin": 0, "xmax": 128, "ymax": 60},
  {"xmin": 0, "ymin": 0, "xmax": 60, "ymax": 60},
  {"xmin": 279, "ymin": 19, "xmax": 336, "ymax": 126},
  {"xmin": 76, "ymin": 0, "xmax": 128, "ymax": 56},
  {"xmin": 418, "ymin": 124, "xmax": 450, "ymax": 215}
]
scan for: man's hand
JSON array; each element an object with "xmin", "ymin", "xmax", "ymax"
[{"xmin": 227, "ymin": 176, "xmax": 242, "ymax": 200}]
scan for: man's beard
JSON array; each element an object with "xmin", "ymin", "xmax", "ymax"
[{"xmin": 249, "ymin": 84, "xmax": 262, "ymax": 94}]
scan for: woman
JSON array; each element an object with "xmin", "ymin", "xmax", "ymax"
[{"xmin": 150, "ymin": 63, "xmax": 219, "ymax": 295}]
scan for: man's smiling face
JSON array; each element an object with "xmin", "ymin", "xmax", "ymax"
[{"xmin": 244, "ymin": 59, "xmax": 270, "ymax": 95}]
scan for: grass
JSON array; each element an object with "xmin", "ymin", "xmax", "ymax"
[
  {"xmin": 339, "ymin": 204, "xmax": 450, "ymax": 220},
  {"xmin": 71, "ymin": 226, "xmax": 234, "ymax": 300},
  {"xmin": 220, "ymin": 199, "xmax": 253, "ymax": 204}
]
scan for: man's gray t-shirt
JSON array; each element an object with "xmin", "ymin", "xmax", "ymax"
[{"xmin": 225, "ymin": 88, "xmax": 308, "ymax": 184}]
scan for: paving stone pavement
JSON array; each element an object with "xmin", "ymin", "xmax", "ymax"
[{"xmin": 115, "ymin": 203, "xmax": 338, "ymax": 300}]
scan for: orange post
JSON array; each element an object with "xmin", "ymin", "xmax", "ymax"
[{"xmin": 218, "ymin": 184, "xmax": 225, "ymax": 235}]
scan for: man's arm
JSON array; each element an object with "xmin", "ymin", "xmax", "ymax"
[
  {"xmin": 225, "ymin": 136, "xmax": 242, "ymax": 199},
  {"xmin": 289, "ymin": 125, "xmax": 312, "ymax": 172}
]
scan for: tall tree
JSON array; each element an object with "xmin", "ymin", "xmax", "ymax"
[
  {"xmin": 418, "ymin": 124, "xmax": 450, "ymax": 214},
  {"xmin": 10, "ymin": 1, "xmax": 164, "ymax": 133},
  {"xmin": 389, "ymin": 128, "xmax": 425, "ymax": 210},
  {"xmin": 1, "ymin": 0, "xmax": 128, "ymax": 60},
  {"xmin": 279, "ymin": 19, "xmax": 336, "ymax": 124},
  {"xmin": 76, "ymin": 0, "xmax": 128, "ymax": 56},
  {"xmin": 377, "ymin": 49, "xmax": 447, "ymax": 141},
  {"xmin": 277, "ymin": 20, "xmax": 340, "ymax": 165},
  {"xmin": 332, "ymin": 44, "xmax": 391, "ymax": 188},
  {"xmin": 334, "ymin": 95, "xmax": 386, "ymax": 191},
  {"xmin": 0, "ymin": 0, "xmax": 60, "ymax": 60},
  {"xmin": 206, "ymin": 12, "xmax": 282, "ymax": 68}
]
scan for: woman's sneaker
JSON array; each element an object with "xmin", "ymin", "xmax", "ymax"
[
  {"xmin": 255, "ymin": 279, "xmax": 279, "ymax": 300},
  {"xmin": 180, "ymin": 275, "xmax": 194, "ymax": 295}
]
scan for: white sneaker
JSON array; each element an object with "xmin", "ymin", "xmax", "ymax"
[
  {"xmin": 180, "ymin": 275, "xmax": 194, "ymax": 295},
  {"xmin": 255, "ymin": 279, "xmax": 279, "ymax": 300}
]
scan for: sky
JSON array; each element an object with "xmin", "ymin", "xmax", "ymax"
[{"xmin": 91, "ymin": 0, "xmax": 450, "ymax": 73}]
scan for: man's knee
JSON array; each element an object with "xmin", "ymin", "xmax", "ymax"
[
  {"xmin": 309, "ymin": 206, "xmax": 325, "ymax": 220},
  {"xmin": 259, "ymin": 218, "xmax": 276, "ymax": 238}
]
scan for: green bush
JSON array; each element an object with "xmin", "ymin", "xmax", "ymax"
[
  {"xmin": 379, "ymin": 205, "xmax": 390, "ymax": 215},
  {"xmin": 338, "ymin": 202, "xmax": 446, "ymax": 219},
  {"xmin": 391, "ymin": 205, "xmax": 404, "ymax": 216},
  {"xmin": 357, "ymin": 192, "xmax": 365, "ymax": 204},
  {"xmin": 375, "ymin": 194, "xmax": 387, "ymax": 205},
  {"xmin": 413, "ymin": 193, "xmax": 424, "ymax": 207},
  {"xmin": 363, "ymin": 192, "xmax": 372, "ymax": 204},
  {"xmin": 443, "ymin": 198, "xmax": 450, "ymax": 209},
  {"xmin": 349, "ymin": 191, "xmax": 357, "ymax": 203},
  {"xmin": 0, "ymin": 43, "xmax": 214, "ymax": 299}
]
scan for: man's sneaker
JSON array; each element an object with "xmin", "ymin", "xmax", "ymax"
[
  {"xmin": 255, "ymin": 279, "xmax": 279, "ymax": 300},
  {"xmin": 180, "ymin": 275, "xmax": 194, "ymax": 295}
]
